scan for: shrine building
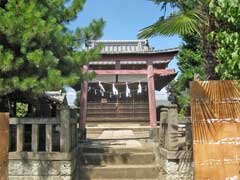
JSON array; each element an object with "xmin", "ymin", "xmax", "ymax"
[{"xmin": 79, "ymin": 39, "xmax": 178, "ymax": 134}]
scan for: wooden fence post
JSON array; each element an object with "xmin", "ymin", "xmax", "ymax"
[
  {"xmin": 16, "ymin": 124, "xmax": 24, "ymax": 152},
  {"xmin": 0, "ymin": 113, "xmax": 9, "ymax": 180},
  {"xmin": 46, "ymin": 125, "xmax": 53, "ymax": 152},
  {"xmin": 32, "ymin": 124, "xmax": 39, "ymax": 152}
]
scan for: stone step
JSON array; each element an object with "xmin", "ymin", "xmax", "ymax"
[
  {"xmin": 87, "ymin": 111, "xmax": 149, "ymax": 116},
  {"xmin": 88, "ymin": 102, "xmax": 148, "ymax": 106},
  {"xmin": 86, "ymin": 134, "xmax": 150, "ymax": 140},
  {"xmin": 80, "ymin": 152, "xmax": 155, "ymax": 165},
  {"xmin": 85, "ymin": 179, "xmax": 159, "ymax": 180},
  {"xmin": 81, "ymin": 146, "xmax": 154, "ymax": 154},
  {"xmin": 86, "ymin": 179, "xmax": 159, "ymax": 180},
  {"xmin": 86, "ymin": 127, "xmax": 150, "ymax": 139},
  {"xmin": 87, "ymin": 122, "xmax": 150, "ymax": 127},
  {"xmin": 87, "ymin": 117, "xmax": 149, "ymax": 122},
  {"xmin": 78, "ymin": 165, "xmax": 160, "ymax": 179},
  {"xmin": 87, "ymin": 108, "xmax": 149, "ymax": 113},
  {"xmin": 87, "ymin": 126, "xmax": 152, "ymax": 132},
  {"xmin": 88, "ymin": 104, "xmax": 149, "ymax": 110},
  {"xmin": 87, "ymin": 115, "xmax": 149, "ymax": 119}
]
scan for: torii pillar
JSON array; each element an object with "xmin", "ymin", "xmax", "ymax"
[
  {"xmin": 147, "ymin": 62, "xmax": 158, "ymax": 139},
  {"xmin": 79, "ymin": 65, "xmax": 88, "ymax": 139}
]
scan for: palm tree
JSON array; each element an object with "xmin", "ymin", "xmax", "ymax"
[{"xmin": 138, "ymin": 0, "xmax": 218, "ymax": 80}]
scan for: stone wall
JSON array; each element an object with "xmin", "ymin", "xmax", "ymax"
[{"xmin": 9, "ymin": 159, "xmax": 75, "ymax": 180}]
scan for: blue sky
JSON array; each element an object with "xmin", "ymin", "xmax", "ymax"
[{"xmin": 68, "ymin": 0, "xmax": 182, "ymax": 70}]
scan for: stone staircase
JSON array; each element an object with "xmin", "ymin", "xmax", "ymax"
[
  {"xmin": 78, "ymin": 139, "xmax": 160, "ymax": 180},
  {"xmin": 78, "ymin": 102, "xmax": 160, "ymax": 179}
]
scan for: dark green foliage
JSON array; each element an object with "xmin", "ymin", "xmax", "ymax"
[
  {"xmin": 208, "ymin": 0, "xmax": 240, "ymax": 80},
  {"xmin": 140, "ymin": 0, "xmax": 239, "ymax": 115},
  {"xmin": 0, "ymin": 0, "xmax": 105, "ymax": 113},
  {"xmin": 16, "ymin": 102, "xmax": 28, "ymax": 117},
  {"xmin": 139, "ymin": 0, "xmax": 218, "ymax": 80},
  {"xmin": 168, "ymin": 34, "xmax": 205, "ymax": 116}
]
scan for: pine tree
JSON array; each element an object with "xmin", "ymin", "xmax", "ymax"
[{"xmin": 0, "ymin": 0, "xmax": 105, "ymax": 113}]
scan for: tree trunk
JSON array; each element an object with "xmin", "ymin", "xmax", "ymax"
[{"xmin": 201, "ymin": 15, "xmax": 219, "ymax": 80}]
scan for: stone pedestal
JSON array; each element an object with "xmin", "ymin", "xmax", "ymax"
[
  {"xmin": 165, "ymin": 105, "xmax": 178, "ymax": 151},
  {"xmin": 159, "ymin": 107, "xmax": 168, "ymax": 146}
]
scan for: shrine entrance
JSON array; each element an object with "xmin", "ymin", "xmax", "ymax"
[
  {"xmin": 79, "ymin": 40, "xmax": 178, "ymax": 134},
  {"xmin": 87, "ymin": 82, "xmax": 150, "ymax": 124}
]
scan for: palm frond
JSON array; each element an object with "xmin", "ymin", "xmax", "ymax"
[
  {"xmin": 149, "ymin": 0, "xmax": 180, "ymax": 9},
  {"xmin": 138, "ymin": 10, "xmax": 201, "ymax": 38}
]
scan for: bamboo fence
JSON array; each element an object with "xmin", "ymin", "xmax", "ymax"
[{"xmin": 190, "ymin": 80, "xmax": 240, "ymax": 180}]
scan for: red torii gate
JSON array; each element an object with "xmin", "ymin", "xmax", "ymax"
[
  {"xmin": 79, "ymin": 66, "xmax": 175, "ymax": 131},
  {"xmin": 79, "ymin": 40, "xmax": 178, "ymax": 138}
]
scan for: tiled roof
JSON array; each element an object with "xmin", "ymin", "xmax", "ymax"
[
  {"xmin": 86, "ymin": 39, "xmax": 179, "ymax": 54},
  {"xmin": 89, "ymin": 60, "xmax": 170, "ymax": 65},
  {"xmin": 44, "ymin": 91, "xmax": 65, "ymax": 103}
]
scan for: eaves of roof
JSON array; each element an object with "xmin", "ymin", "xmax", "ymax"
[{"xmin": 100, "ymin": 47, "xmax": 179, "ymax": 55}]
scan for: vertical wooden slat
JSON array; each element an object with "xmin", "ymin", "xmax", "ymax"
[
  {"xmin": 46, "ymin": 125, "xmax": 52, "ymax": 152},
  {"xmin": 0, "ymin": 113, "xmax": 9, "ymax": 180},
  {"xmin": 31, "ymin": 124, "xmax": 39, "ymax": 152},
  {"xmin": 16, "ymin": 124, "xmax": 24, "ymax": 152}
]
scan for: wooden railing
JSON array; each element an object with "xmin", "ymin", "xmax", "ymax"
[{"xmin": 9, "ymin": 107, "xmax": 78, "ymax": 154}]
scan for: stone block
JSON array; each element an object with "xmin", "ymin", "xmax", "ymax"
[{"xmin": 9, "ymin": 160, "xmax": 72, "ymax": 176}]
